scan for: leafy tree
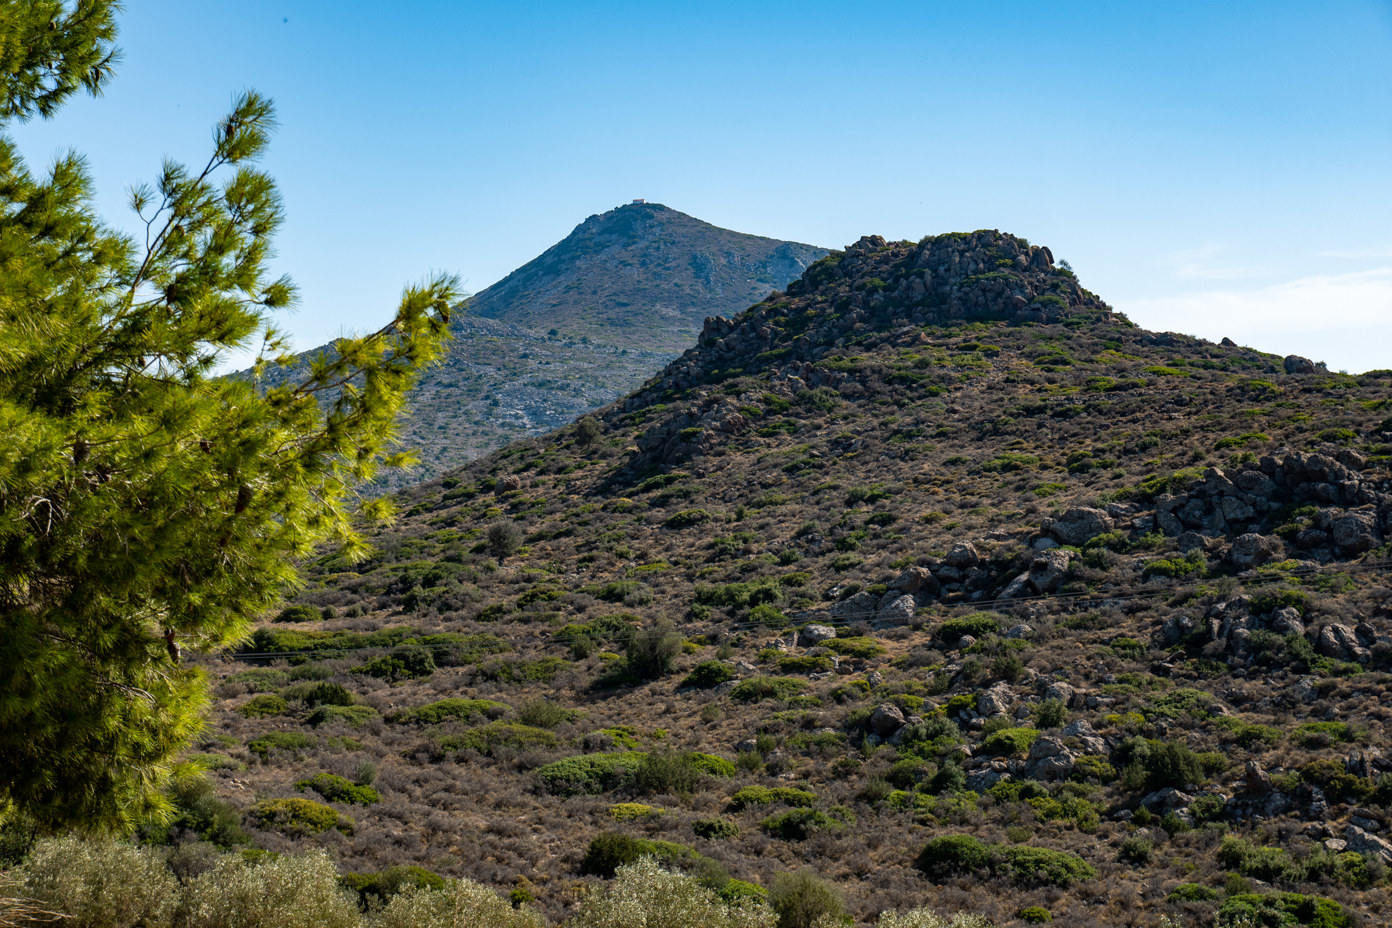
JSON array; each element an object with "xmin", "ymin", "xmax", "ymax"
[
  {"xmin": 486, "ymin": 521, "xmax": 525, "ymax": 564},
  {"xmin": 0, "ymin": 4, "xmax": 457, "ymax": 832}
]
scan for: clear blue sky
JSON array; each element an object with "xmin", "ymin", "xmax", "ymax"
[{"xmin": 12, "ymin": 1, "xmax": 1392, "ymax": 371}]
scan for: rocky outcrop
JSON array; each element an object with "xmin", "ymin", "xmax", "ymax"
[{"xmin": 1042, "ymin": 508, "xmax": 1115, "ymax": 547}]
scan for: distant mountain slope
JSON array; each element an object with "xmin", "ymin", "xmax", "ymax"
[
  {"xmin": 276, "ymin": 203, "xmax": 827, "ymax": 489},
  {"xmin": 470, "ymin": 201, "xmax": 827, "ymax": 352},
  {"xmin": 201, "ymin": 230, "xmax": 1392, "ymax": 925}
]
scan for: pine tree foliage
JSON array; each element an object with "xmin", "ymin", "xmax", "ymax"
[{"xmin": 0, "ymin": 1, "xmax": 457, "ymax": 832}]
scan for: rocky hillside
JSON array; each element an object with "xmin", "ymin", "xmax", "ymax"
[
  {"xmin": 267, "ymin": 203, "xmax": 826, "ymax": 490},
  {"xmin": 189, "ymin": 230, "xmax": 1392, "ymax": 927}
]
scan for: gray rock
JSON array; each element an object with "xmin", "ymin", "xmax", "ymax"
[
  {"xmin": 1026, "ymin": 736, "xmax": 1076, "ymax": 779},
  {"xmin": 877, "ymin": 594, "xmax": 918, "ymax": 626},
  {"xmin": 1324, "ymin": 838, "xmax": 1349, "ymax": 853},
  {"xmin": 1044, "ymin": 682, "xmax": 1079, "ymax": 708},
  {"xmin": 1332, "ymin": 510, "xmax": 1381, "ymax": 553},
  {"xmin": 1268, "ymin": 606, "xmax": 1305, "ymax": 637},
  {"xmin": 799, "ymin": 624, "xmax": 838, "ymax": 645},
  {"xmin": 869, "ymin": 703, "xmax": 906, "ymax": 738},
  {"xmin": 735, "ymin": 738, "xmax": 759, "ymax": 753},
  {"xmin": 1316, "ymin": 624, "xmax": 1371, "ymax": 663},
  {"xmin": 1028, "ymin": 548, "xmax": 1072, "ymax": 594},
  {"xmin": 1245, "ymin": 760, "xmax": 1271, "ymax": 796},
  {"xmin": 998, "ymin": 573, "xmax": 1031, "ymax": 600},
  {"xmin": 1140, "ymin": 787, "xmax": 1194, "ymax": 813},
  {"xmin": 889, "ymin": 566, "xmax": 940, "ymax": 598},
  {"xmin": 1158, "ymin": 614, "xmax": 1196, "ymax": 646},
  {"xmin": 830, "ymin": 590, "xmax": 880, "ymax": 620},
  {"xmin": 1005, "ymin": 624, "xmax": 1034, "ymax": 640},
  {"xmin": 1284, "ymin": 355, "xmax": 1323, "ymax": 375},
  {"xmin": 1222, "ymin": 496, "xmax": 1257, "ymax": 523},
  {"xmin": 977, "ymin": 683, "xmax": 1014, "ymax": 717},
  {"xmin": 945, "ymin": 542, "xmax": 980, "ymax": 569},
  {"xmin": 1043, "ymin": 507, "xmax": 1115, "ymax": 547},
  {"xmin": 956, "ymin": 635, "xmax": 977, "ymax": 649},
  {"xmin": 1061, "ymin": 720, "xmax": 1106, "ymax": 755},
  {"xmin": 1345, "ymin": 825, "xmax": 1392, "ymax": 865},
  {"xmin": 1228, "ymin": 533, "xmax": 1284, "ymax": 570}
]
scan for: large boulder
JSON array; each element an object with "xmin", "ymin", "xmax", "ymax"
[
  {"xmin": 889, "ymin": 566, "xmax": 940, "ymax": 598},
  {"xmin": 1042, "ymin": 508, "xmax": 1115, "ymax": 547},
  {"xmin": 1268, "ymin": 606, "xmax": 1305, "ymax": 637},
  {"xmin": 1345, "ymin": 825, "xmax": 1392, "ymax": 865},
  {"xmin": 869, "ymin": 703, "xmax": 907, "ymax": 738},
  {"xmin": 830, "ymin": 590, "xmax": 880, "ymax": 620},
  {"xmin": 1284, "ymin": 355, "xmax": 1323, "ymax": 375},
  {"xmin": 1028, "ymin": 549, "xmax": 1072, "ymax": 594},
  {"xmin": 977, "ymin": 683, "xmax": 1014, "ymax": 717},
  {"xmin": 945, "ymin": 542, "xmax": 980, "ymax": 569},
  {"xmin": 1228, "ymin": 533, "xmax": 1284, "ymax": 570},
  {"xmin": 1026, "ymin": 736, "xmax": 1077, "ymax": 780},
  {"xmin": 1060, "ymin": 719, "xmax": 1107, "ymax": 755},
  {"xmin": 877, "ymin": 594, "xmax": 918, "ymax": 626},
  {"xmin": 1331, "ymin": 511, "xmax": 1381, "ymax": 554},
  {"xmin": 1316, "ymin": 624, "xmax": 1371, "ymax": 663},
  {"xmin": 799, "ymin": 624, "xmax": 837, "ymax": 645}
]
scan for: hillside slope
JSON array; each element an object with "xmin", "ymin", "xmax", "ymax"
[{"xmin": 197, "ymin": 231, "xmax": 1392, "ymax": 926}]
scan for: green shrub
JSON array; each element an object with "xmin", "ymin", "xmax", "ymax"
[
  {"xmin": 729, "ymin": 786, "xmax": 818, "ymax": 810},
  {"xmin": 1217, "ymin": 892, "xmax": 1350, "ymax": 928},
  {"xmin": 682, "ymin": 660, "xmax": 736, "ymax": 689},
  {"xmin": 282, "ymin": 680, "xmax": 355, "ymax": 707},
  {"xmin": 626, "ymin": 618, "xmax": 683, "ymax": 680},
  {"xmin": 372, "ymin": 878, "xmax": 544, "ymax": 928},
  {"xmin": 226, "ymin": 667, "xmax": 290, "ymax": 692},
  {"xmin": 275, "ymin": 604, "xmax": 323, "ymax": 623},
  {"xmin": 306, "ymin": 704, "xmax": 378, "ymax": 728},
  {"xmin": 730, "ymin": 676, "xmax": 808, "ymax": 702},
  {"xmin": 535, "ymin": 752, "xmax": 648, "ymax": 796},
  {"xmin": 580, "ymin": 832, "xmax": 654, "ymax": 878},
  {"xmin": 915, "ymin": 835, "xmax": 1094, "ymax": 888},
  {"xmin": 19, "ymin": 836, "xmax": 179, "ymax": 928},
  {"xmin": 769, "ymin": 869, "xmax": 846, "ymax": 928},
  {"xmin": 187, "ymin": 752, "xmax": 247, "ymax": 772},
  {"xmin": 692, "ymin": 817, "xmax": 740, "ymax": 840},
  {"xmin": 1168, "ymin": 883, "xmax": 1218, "ymax": 902},
  {"xmin": 247, "ymin": 731, "xmax": 314, "ymax": 758},
  {"xmin": 1144, "ymin": 550, "xmax": 1207, "ymax": 579},
  {"xmin": 342, "ymin": 864, "xmax": 446, "ymax": 905},
  {"xmin": 980, "ymin": 727, "xmax": 1039, "ymax": 756},
  {"xmin": 938, "ymin": 614, "xmax": 999, "ymax": 643},
  {"xmin": 634, "ymin": 751, "xmax": 734, "ymax": 795},
  {"xmin": 295, "ymin": 772, "xmax": 379, "ymax": 805},
  {"xmin": 237, "ymin": 693, "xmax": 289, "ymax": 718},
  {"xmin": 162, "ymin": 772, "xmax": 253, "ymax": 847},
  {"xmin": 608, "ymin": 802, "xmax": 661, "ymax": 821},
  {"xmin": 182, "ymin": 850, "xmax": 362, "ymax": 928},
  {"xmin": 247, "ymin": 797, "xmax": 352, "ymax": 836},
  {"xmin": 664, "ymin": 508, "xmax": 714, "ymax": 529},
  {"xmin": 1018, "ymin": 907, "xmax": 1052, "ymax": 924},
  {"xmin": 761, "ymin": 807, "xmax": 853, "ymax": 841},
  {"xmin": 1118, "ymin": 836, "xmax": 1153, "ymax": 865},
  {"xmin": 352, "ymin": 644, "xmax": 437, "ymax": 681},
  {"xmin": 1034, "ymin": 698, "xmax": 1068, "ymax": 729},
  {"xmin": 568, "ymin": 857, "xmax": 770, "ymax": 928},
  {"xmin": 393, "ymin": 697, "xmax": 508, "ymax": 725},
  {"xmin": 776, "ymin": 654, "xmax": 833, "ymax": 674},
  {"xmin": 438, "ymin": 721, "xmax": 559, "ymax": 757}
]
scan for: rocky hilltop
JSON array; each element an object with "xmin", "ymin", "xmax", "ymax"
[{"xmin": 195, "ymin": 231, "xmax": 1392, "ymax": 926}]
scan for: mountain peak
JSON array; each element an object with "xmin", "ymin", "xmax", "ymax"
[{"xmin": 468, "ymin": 204, "xmax": 828, "ymax": 352}]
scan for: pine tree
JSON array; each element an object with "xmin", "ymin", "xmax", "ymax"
[{"xmin": 0, "ymin": 1, "xmax": 458, "ymax": 831}]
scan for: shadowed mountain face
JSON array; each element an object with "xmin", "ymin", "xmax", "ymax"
[
  {"xmin": 292, "ymin": 204, "xmax": 827, "ymax": 489},
  {"xmin": 469, "ymin": 202, "xmax": 828, "ymax": 353},
  {"xmin": 207, "ymin": 229, "xmax": 1392, "ymax": 926}
]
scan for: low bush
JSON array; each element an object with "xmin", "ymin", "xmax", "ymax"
[
  {"xmin": 307, "ymin": 705, "xmax": 378, "ymax": 728},
  {"xmin": 729, "ymin": 676, "xmax": 807, "ymax": 702},
  {"xmin": 392, "ymin": 697, "xmax": 508, "ymax": 725},
  {"xmin": 568, "ymin": 857, "xmax": 772, "ymax": 928},
  {"xmin": 282, "ymin": 680, "xmax": 355, "ymax": 708},
  {"xmin": 19, "ymin": 835, "xmax": 179, "ymax": 928},
  {"xmin": 760, "ymin": 807, "xmax": 853, "ymax": 840},
  {"xmin": 438, "ymin": 721, "xmax": 558, "ymax": 757},
  {"xmin": 693, "ymin": 817, "xmax": 740, "ymax": 839},
  {"xmin": 182, "ymin": 849, "xmax": 361, "ymax": 928},
  {"xmin": 915, "ymin": 835, "xmax": 1095, "ymax": 888},
  {"xmin": 769, "ymin": 869, "xmax": 845, "ymax": 928},
  {"xmin": 295, "ymin": 773, "xmax": 379, "ymax": 805},
  {"xmin": 979, "ymin": 727, "xmax": 1039, "ymax": 756},
  {"xmin": 372, "ymin": 878, "xmax": 543, "ymax": 928},
  {"xmin": 237, "ymin": 693, "xmax": 289, "ymax": 718},
  {"xmin": 682, "ymin": 660, "xmax": 737, "ymax": 689},
  {"xmin": 938, "ymin": 614, "xmax": 999, "ymax": 643},
  {"xmin": 247, "ymin": 731, "xmax": 315, "ymax": 759},
  {"xmin": 246, "ymin": 797, "xmax": 353, "ymax": 836},
  {"xmin": 535, "ymin": 752, "xmax": 648, "ymax": 796},
  {"xmin": 729, "ymin": 786, "xmax": 818, "ymax": 810},
  {"xmin": 1216, "ymin": 892, "xmax": 1349, "ymax": 928},
  {"xmin": 342, "ymin": 864, "xmax": 446, "ymax": 905}
]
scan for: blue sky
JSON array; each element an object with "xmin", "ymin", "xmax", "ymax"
[{"xmin": 11, "ymin": 1, "xmax": 1392, "ymax": 371}]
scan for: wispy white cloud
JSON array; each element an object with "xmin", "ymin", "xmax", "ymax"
[
  {"xmin": 1315, "ymin": 245, "xmax": 1392, "ymax": 260},
  {"xmin": 1165, "ymin": 244, "xmax": 1271, "ymax": 282},
  {"xmin": 1123, "ymin": 267, "xmax": 1392, "ymax": 374}
]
